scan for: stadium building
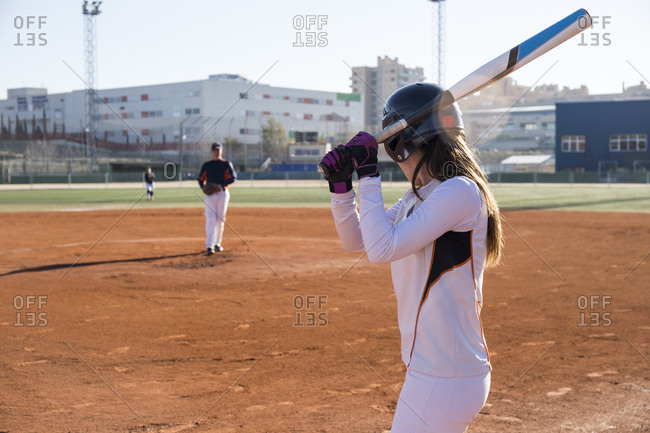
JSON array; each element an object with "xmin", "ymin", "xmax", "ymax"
[
  {"xmin": 463, "ymin": 105, "xmax": 556, "ymax": 152},
  {"xmin": 0, "ymin": 74, "xmax": 363, "ymax": 170},
  {"xmin": 555, "ymin": 99, "xmax": 650, "ymax": 177}
]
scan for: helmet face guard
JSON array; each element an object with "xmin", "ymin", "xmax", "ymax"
[{"xmin": 382, "ymin": 83, "xmax": 465, "ymax": 162}]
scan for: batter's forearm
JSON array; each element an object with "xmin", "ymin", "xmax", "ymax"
[{"xmin": 331, "ymin": 190, "xmax": 365, "ymax": 251}]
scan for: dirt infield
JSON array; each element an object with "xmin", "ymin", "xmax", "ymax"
[{"xmin": 1, "ymin": 208, "xmax": 649, "ymax": 432}]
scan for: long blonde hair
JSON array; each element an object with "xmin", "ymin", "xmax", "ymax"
[{"xmin": 411, "ymin": 131, "xmax": 503, "ymax": 267}]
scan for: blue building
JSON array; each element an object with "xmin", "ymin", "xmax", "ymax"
[{"xmin": 555, "ymin": 99, "xmax": 650, "ymax": 173}]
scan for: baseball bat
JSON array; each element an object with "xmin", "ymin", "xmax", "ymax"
[{"xmin": 320, "ymin": 8, "xmax": 592, "ymax": 177}]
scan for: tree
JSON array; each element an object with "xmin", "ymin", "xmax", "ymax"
[
  {"xmin": 42, "ymin": 109, "xmax": 47, "ymax": 137},
  {"xmin": 261, "ymin": 117, "xmax": 288, "ymax": 162},
  {"xmin": 222, "ymin": 136, "xmax": 243, "ymax": 162},
  {"xmin": 15, "ymin": 115, "xmax": 23, "ymax": 135}
]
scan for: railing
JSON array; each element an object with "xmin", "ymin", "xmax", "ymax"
[{"xmin": 3, "ymin": 170, "xmax": 650, "ymax": 185}]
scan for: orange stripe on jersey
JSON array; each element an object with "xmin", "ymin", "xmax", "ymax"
[
  {"xmin": 198, "ymin": 170, "xmax": 207, "ymax": 183},
  {"xmin": 224, "ymin": 168, "xmax": 233, "ymax": 182},
  {"xmin": 476, "ymin": 299, "xmax": 490, "ymax": 367},
  {"xmin": 469, "ymin": 232, "xmax": 490, "ymax": 366},
  {"xmin": 407, "ymin": 239, "xmax": 437, "ymax": 367}
]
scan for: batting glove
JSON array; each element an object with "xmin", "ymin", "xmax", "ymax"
[
  {"xmin": 345, "ymin": 131, "xmax": 379, "ymax": 179},
  {"xmin": 320, "ymin": 145, "xmax": 354, "ymax": 193}
]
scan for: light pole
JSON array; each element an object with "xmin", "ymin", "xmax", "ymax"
[
  {"xmin": 85, "ymin": 127, "xmax": 90, "ymax": 172},
  {"xmin": 82, "ymin": 1, "xmax": 102, "ymax": 173},
  {"xmin": 428, "ymin": 0, "xmax": 446, "ymax": 87}
]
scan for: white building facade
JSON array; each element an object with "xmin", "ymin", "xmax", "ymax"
[{"xmin": 0, "ymin": 74, "xmax": 362, "ymax": 168}]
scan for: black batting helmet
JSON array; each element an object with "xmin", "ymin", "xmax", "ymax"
[{"xmin": 382, "ymin": 82, "xmax": 464, "ymax": 162}]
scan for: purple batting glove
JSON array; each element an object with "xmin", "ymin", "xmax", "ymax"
[
  {"xmin": 320, "ymin": 145, "xmax": 354, "ymax": 193},
  {"xmin": 345, "ymin": 131, "xmax": 379, "ymax": 179}
]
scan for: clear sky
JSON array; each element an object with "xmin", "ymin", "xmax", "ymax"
[{"xmin": 1, "ymin": 0, "xmax": 648, "ymax": 98}]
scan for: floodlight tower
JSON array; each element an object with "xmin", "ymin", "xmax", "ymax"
[
  {"xmin": 428, "ymin": 0, "xmax": 446, "ymax": 87},
  {"xmin": 82, "ymin": 1, "xmax": 101, "ymax": 171}
]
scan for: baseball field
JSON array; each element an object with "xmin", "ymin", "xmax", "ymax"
[{"xmin": 1, "ymin": 181, "xmax": 649, "ymax": 432}]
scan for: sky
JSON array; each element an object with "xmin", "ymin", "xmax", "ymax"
[{"xmin": 1, "ymin": 0, "xmax": 649, "ymax": 98}]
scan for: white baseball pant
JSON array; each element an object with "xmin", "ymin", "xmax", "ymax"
[
  {"xmin": 204, "ymin": 189, "xmax": 230, "ymax": 248},
  {"xmin": 391, "ymin": 370, "xmax": 490, "ymax": 433}
]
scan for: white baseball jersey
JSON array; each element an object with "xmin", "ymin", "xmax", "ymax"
[{"xmin": 331, "ymin": 175, "xmax": 491, "ymax": 377}]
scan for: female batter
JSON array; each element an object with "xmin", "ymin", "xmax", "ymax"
[{"xmin": 321, "ymin": 83, "xmax": 503, "ymax": 432}]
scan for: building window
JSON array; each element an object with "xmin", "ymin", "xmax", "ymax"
[
  {"xmin": 609, "ymin": 134, "xmax": 647, "ymax": 152},
  {"xmin": 239, "ymin": 128, "xmax": 261, "ymax": 135},
  {"xmin": 562, "ymin": 135, "xmax": 585, "ymax": 152},
  {"xmin": 185, "ymin": 108, "xmax": 200, "ymax": 115}
]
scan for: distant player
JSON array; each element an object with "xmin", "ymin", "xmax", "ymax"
[
  {"xmin": 144, "ymin": 167, "xmax": 155, "ymax": 201},
  {"xmin": 198, "ymin": 142, "xmax": 237, "ymax": 255},
  {"xmin": 321, "ymin": 83, "xmax": 503, "ymax": 432}
]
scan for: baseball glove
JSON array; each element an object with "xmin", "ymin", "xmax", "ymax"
[{"xmin": 202, "ymin": 182, "xmax": 223, "ymax": 195}]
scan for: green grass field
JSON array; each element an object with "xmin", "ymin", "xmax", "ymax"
[{"xmin": 0, "ymin": 183, "xmax": 648, "ymax": 213}]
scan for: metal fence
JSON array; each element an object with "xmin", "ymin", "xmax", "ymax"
[
  {"xmin": 3, "ymin": 169, "xmax": 650, "ymax": 185},
  {"xmin": 2, "ymin": 139, "xmax": 650, "ymax": 185}
]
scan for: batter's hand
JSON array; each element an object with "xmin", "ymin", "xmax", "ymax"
[
  {"xmin": 320, "ymin": 145, "xmax": 354, "ymax": 193},
  {"xmin": 345, "ymin": 131, "xmax": 379, "ymax": 179}
]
